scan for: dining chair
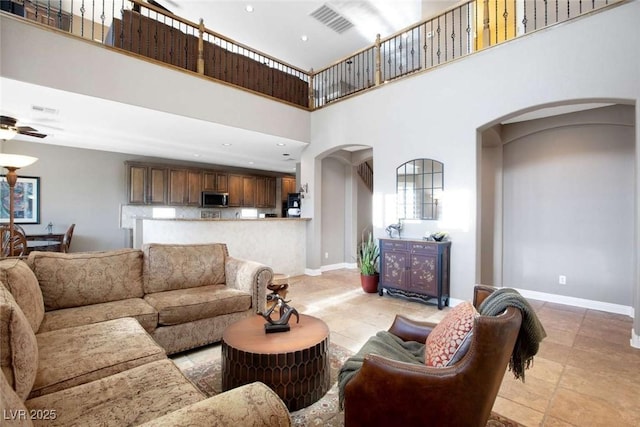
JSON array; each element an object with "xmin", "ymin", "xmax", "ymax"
[
  {"xmin": 62, "ymin": 223, "xmax": 75, "ymax": 253},
  {"xmin": 0, "ymin": 225, "xmax": 28, "ymax": 257}
]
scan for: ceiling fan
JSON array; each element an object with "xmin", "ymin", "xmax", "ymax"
[{"xmin": 0, "ymin": 116, "xmax": 47, "ymax": 139}]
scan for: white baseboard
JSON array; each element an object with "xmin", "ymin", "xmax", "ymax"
[
  {"xmin": 305, "ymin": 263, "xmax": 357, "ymax": 276},
  {"xmin": 631, "ymin": 329, "xmax": 640, "ymax": 349},
  {"xmin": 513, "ymin": 288, "xmax": 634, "ymax": 317},
  {"xmin": 304, "ymin": 268, "xmax": 322, "ymax": 276},
  {"xmin": 321, "ymin": 262, "xmax": 357, "ymax": 272}
]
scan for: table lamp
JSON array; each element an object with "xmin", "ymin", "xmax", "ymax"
[{"xmin": 0, "ymin": 153, "xmax": 39, "ymax": 256}]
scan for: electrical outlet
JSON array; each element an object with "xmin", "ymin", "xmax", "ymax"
[
  {"xmin": 559, "ymin": 275, "xmax": 567, "ymax": 285},
  {"xmin": 324, "ymin": 252, "xmax": 329, "ymax": 259}
]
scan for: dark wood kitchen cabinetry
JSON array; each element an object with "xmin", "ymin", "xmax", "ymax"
[
  {"xmin": 127, "ymin": 162, "xmax": 168, "ymax": 205},
  {"xmin": 228, "ymin": 175, "xmax": 256, "ymax": 207},
  {"xmin": 203, "ymin": 171, "xmax": 228, "ymax": 193},
  {"xmin": 168, "ymin": 169, "xmax": 202, "ymax": 206},
  {"xmin": 256, "ymin": 177, "xmax": 276, "ymax": 208},
  {"xmin": 281, "ymin": 176, "xmax": 297, "ymax": 202},
  {"xmin": 379, "ymin": 238, "xmax": 451, "ymax": 309}
]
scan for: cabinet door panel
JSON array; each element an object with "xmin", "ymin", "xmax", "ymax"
[
  {"xmin": 148, "ymin": 167, "xmax": 168, "ymax": 204},
  {"xmin": 381, "ymin": 251, "xmax": 408, "ymax": 289},
  {"xmin": 409, "ymin": 254, "xmax": 437, "ymax": 295},
  {"xmin": 242, "ymin": 176, "xmax": 256, "ymax": 207},
  {"xmin": 203, "ymin": 172, "xmax": 217, "ymax": 191},
  {"xmin": 228, "ymin": 175, "xmax": 243, "ymax": 206},
  {"xmin": 187, "ymin": 170, "xmax": 202, "ymax": 205},
  {"xmin": 216, "ymin": 173, "xmax": 228, "ymax": 193},
  {"xmin": 169, "ymin": 169, "xmax": 187, "ymax": 205},
  {"xmin": 128, "ymin": 165, "xmax": 147, "ymax": 204}
]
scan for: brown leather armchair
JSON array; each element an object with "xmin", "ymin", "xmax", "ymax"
[{"xmin": 343, "ymin": 285, "xmax": 522, "ymax": 427}]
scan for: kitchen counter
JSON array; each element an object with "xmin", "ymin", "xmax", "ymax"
[{"xmin": 133, "ymin": 218, "xmax": 308, "ymax": 276}]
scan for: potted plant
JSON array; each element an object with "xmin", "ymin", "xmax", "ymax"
[{"xmin": 358, "ymin": 232, "xmax": 380, "ymax": 293}]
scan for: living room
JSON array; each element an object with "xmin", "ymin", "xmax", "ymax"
[{"xmin": 0, "ymin": 0, "xmax": 639, "ymax": 425}]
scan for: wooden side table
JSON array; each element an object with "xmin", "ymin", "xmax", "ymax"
[{"xmin": 221, "ymin": 314, "xmax": 330, "ymax": 411}]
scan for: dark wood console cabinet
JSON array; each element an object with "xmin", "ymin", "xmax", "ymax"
[{"xmin": 379, "ymin": 238, "xmax": 451, "ymax": 309}]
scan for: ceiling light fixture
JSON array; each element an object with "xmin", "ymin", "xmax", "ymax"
[
  {"xmin": 0, "ymin": 126, "xmax": 18, "ymax": 140},
  {"xmin": 276, "ymin": 143, "xmax": 286, "ymax": 146},
  {"xmin": 222, "ymin": 143, "xmax": 232, "ymax": 146},
  {"xmin": 245, "ymin": 5, "xmax": 254, "ymax": 13},
  {"xmin": 301, "ymin": 35, "xmax": 308, "ymax": 42}
]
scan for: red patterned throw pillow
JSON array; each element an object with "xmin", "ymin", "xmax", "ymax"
[{"xmin": 425, "ymin": 301, "xmax": 478, "ymax": 367}]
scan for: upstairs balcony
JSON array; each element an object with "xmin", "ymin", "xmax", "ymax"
[{"xmin": 0, "ymin": 0, "xmax": 624, "ymax": 110}]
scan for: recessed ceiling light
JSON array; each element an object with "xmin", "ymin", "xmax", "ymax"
[
  {"xmin": 301, "ymin": 35, "xmax": 308, "ymax": 42},
  {"xmin": 277, "ymin": 143, "xmax": 286, "ymax": 146},
  {"xmin": 222, "ymin": 143, "xmax": 232, "ymax": 146},
  {"xmin": 193, "ymin": 154, "xmax": 200, "ymax": 157},
  {"xmin": 245, "ymin": 5, "xmax": 254, "ymax": 13},
  {"xmin": 248, "ymin": 161, "xmax": 254, "ymax": 165}
]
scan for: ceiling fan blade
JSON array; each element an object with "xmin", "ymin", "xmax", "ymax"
[
  {"xmin": 0, "ymin": 116, "xmax": 17, "ymax": 127},
  {"xmin": 18, "ymin": 129, "xmax": 47, "ymax": 138},
  {"xmin": 16, "ymin": 126, "xmax": 38, "ymax": 132}
]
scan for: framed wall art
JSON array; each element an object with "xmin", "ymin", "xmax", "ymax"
[{"xmin": 0, "ymin": 175, "xmax": 40, "ymax": 224}]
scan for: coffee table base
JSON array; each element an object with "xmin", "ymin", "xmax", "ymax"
[{"xmin": 222, "ymin": 336, "xmax": 330, "ymax": 411}]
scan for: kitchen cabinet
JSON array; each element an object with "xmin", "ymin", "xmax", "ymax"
[
  {"xmin": 127, "ymin": 162, "xmax": 168, "ymax": 205},
  {"xmin": 169, "ymin": 169, "xmax": 202, "ymax": 206},
  {"xmin": 203, "ymin": 171, "xmax": 228, "ymax": 193},
  {"xmin": 256, "ymin": 177, "xmax": 276, "ymax": 208},
  {"xmin": 228, "ymin": 175, "xmax": 256, "ymax": 207},
  {"xmin": 379, "ymin": 238, "xmax": 451, "ymax": 309},
  {"xmin": 281, "ymin": 176, "xmax": 297, "ymax": 202}
]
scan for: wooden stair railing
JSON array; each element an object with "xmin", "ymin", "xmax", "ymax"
[{"xmin": 357, "ymin": 162, "xmax": 373, "ymax": 192}]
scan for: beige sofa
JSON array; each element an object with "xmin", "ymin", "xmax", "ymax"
[
  {"xmin": 28, "ymin": 243, "xmax": 272, "ymax": 354},
  {"xmin": 0, "ymin": 243, "xmax": 291, "ymax": 426}
]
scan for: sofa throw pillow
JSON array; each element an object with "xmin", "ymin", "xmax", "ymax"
[
  {"xmin": 0, "ymin": 259, "xmax": 44, "ymax": 333},
  {"xmin": 0, "ymin": 286, "xmax": 39, "ymax": 400},
  {"xmin": 425, "ymin": 301, "xmax": 478, "ymax": 367}
]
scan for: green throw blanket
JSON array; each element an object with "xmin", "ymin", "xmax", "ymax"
[
  {"xmin": 337, "ymin": 330, "xmax": 425, "ymax": 409},
  {"xmin": 478, "ymin": 287, "xmax": 547, "ymax": 382}
]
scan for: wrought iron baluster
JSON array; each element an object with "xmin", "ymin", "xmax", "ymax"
[
  {"xmin": 57, "ymin": 0, "xmax": 62, "ymax": 30},
  {"xmin": 503, "ymin": 0, "xmax": 508, "ymax": 41},
  {"xmin": 523, "ymin": 0, "xmax": 528, "ymax": 34},
  {"xmin": 466, "ymin": 4, "xmax": 472, "ymax": 54},
  {"xmin": 495, "ymin": 0, "xmax": 498, "ymax": 44},
  {"xmin": 100, "ymin": 0, "xmax": 105, "ymax": 43},
  {"xmin": 91, "ymin": 0, "xmax": 95, "ymax": 41},
  {"xmin": 444, "ymin": 14, "xmax": 447, "ymax": 62},
  {"xmin": 451, "ymin": 9, "xmax": 456, "ymax": 60},
  {"xmin": 436, "ymin": 17, "xmax": 441, "ymax": 64}
]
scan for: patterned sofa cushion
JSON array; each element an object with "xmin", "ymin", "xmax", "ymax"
[
  {"xmin": 27, "ymin": 249, "xmax": 144, "ymax": 310},
  {"xmin": 143, "ymin": 244, "xmax": 227, "ymax": 294},
  {"xmin": 0, "ymin": 370, "xmax": 34, "ymax": 427},
  {"xmin": 25, "ymin": 359, "xmax": 204, "ymax": 426},
  {"xmin": 137, "ymin": 382, "xmax": 292, "ymax": 427},
  {"xmin": 30, "ymin": 317, "xmax": 166, "ymax": 399},
  {"xmin": 38, "ymin": 298, "xmax": 158, "ymax": 333},
  {"xmin": 0, "ymin": 286, "xmax": 38, "ymax": 400},
  {"xmin": 0, "ymin": 259, "xmax": 44, "ymax": 333},
  {"xmin": 144, "ymin": 285, "xmax": 251, "ymax": 326}
]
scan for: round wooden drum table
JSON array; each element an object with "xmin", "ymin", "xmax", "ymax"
[{"xmin": 221, "ymin": 314, "xmax": 330, "ymax": 411}]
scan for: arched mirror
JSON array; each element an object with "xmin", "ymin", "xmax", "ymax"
[{"xmin": 397, "ymin": 159, "xmax": 443, "ymax": 220}]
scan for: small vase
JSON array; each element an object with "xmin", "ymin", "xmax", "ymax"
[{"xmin": 360, "ymin": 273, "xmax": 379, "ymax": 293}]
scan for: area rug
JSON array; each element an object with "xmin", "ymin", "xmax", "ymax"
[{"xmin": 182, "ymin": 343, "xmax": 523, "ymax": 427}]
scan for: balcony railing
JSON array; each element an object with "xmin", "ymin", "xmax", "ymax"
[{"xmin": 1, "ymin": 0, "xmax": 623, "ymax": 110}]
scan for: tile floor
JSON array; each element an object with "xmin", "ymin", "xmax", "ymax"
[{"xmin": 171, "ymin": 269, "xmax": 640, "ymax": 427}]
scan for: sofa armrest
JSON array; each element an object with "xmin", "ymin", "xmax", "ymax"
[
  {"xmin": 138, "ymin": 382, "xmax": 292, "ymax": 427},
  {"xmin": 225, "ymin": 257, "xmax": 273, "ymax": 314}
]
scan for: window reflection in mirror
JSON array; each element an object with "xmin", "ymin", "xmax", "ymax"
[{"xmin": 397, "ymin": 159, "xmax": 443, "ymax": 220}]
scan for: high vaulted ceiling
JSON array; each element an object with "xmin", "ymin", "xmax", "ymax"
[{"xmin": 0, "ymin": 1, "xmax": 458, "ymax": 172}]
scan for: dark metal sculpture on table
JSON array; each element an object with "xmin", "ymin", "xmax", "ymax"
[{"xmin": 260, "ymin": 294, "xmax": 299, "ymax": 333}]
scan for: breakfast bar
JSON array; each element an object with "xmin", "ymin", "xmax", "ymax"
[{"xmin": 133, "ymin": 217, "xmax": 309, "ymax": 276}]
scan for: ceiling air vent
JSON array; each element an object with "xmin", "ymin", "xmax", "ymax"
[
  {"xmin": 31, "ymin": 105, "xmax": 59, "ymax": 115},
  {"xmin": 310, "ymin": 4, "xmax": 354, "ymax": 34}
]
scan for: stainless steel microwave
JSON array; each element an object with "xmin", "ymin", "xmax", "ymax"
[{"xmin": 201, "ymin": 192, "xmax": 229, "ymax": 208}]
